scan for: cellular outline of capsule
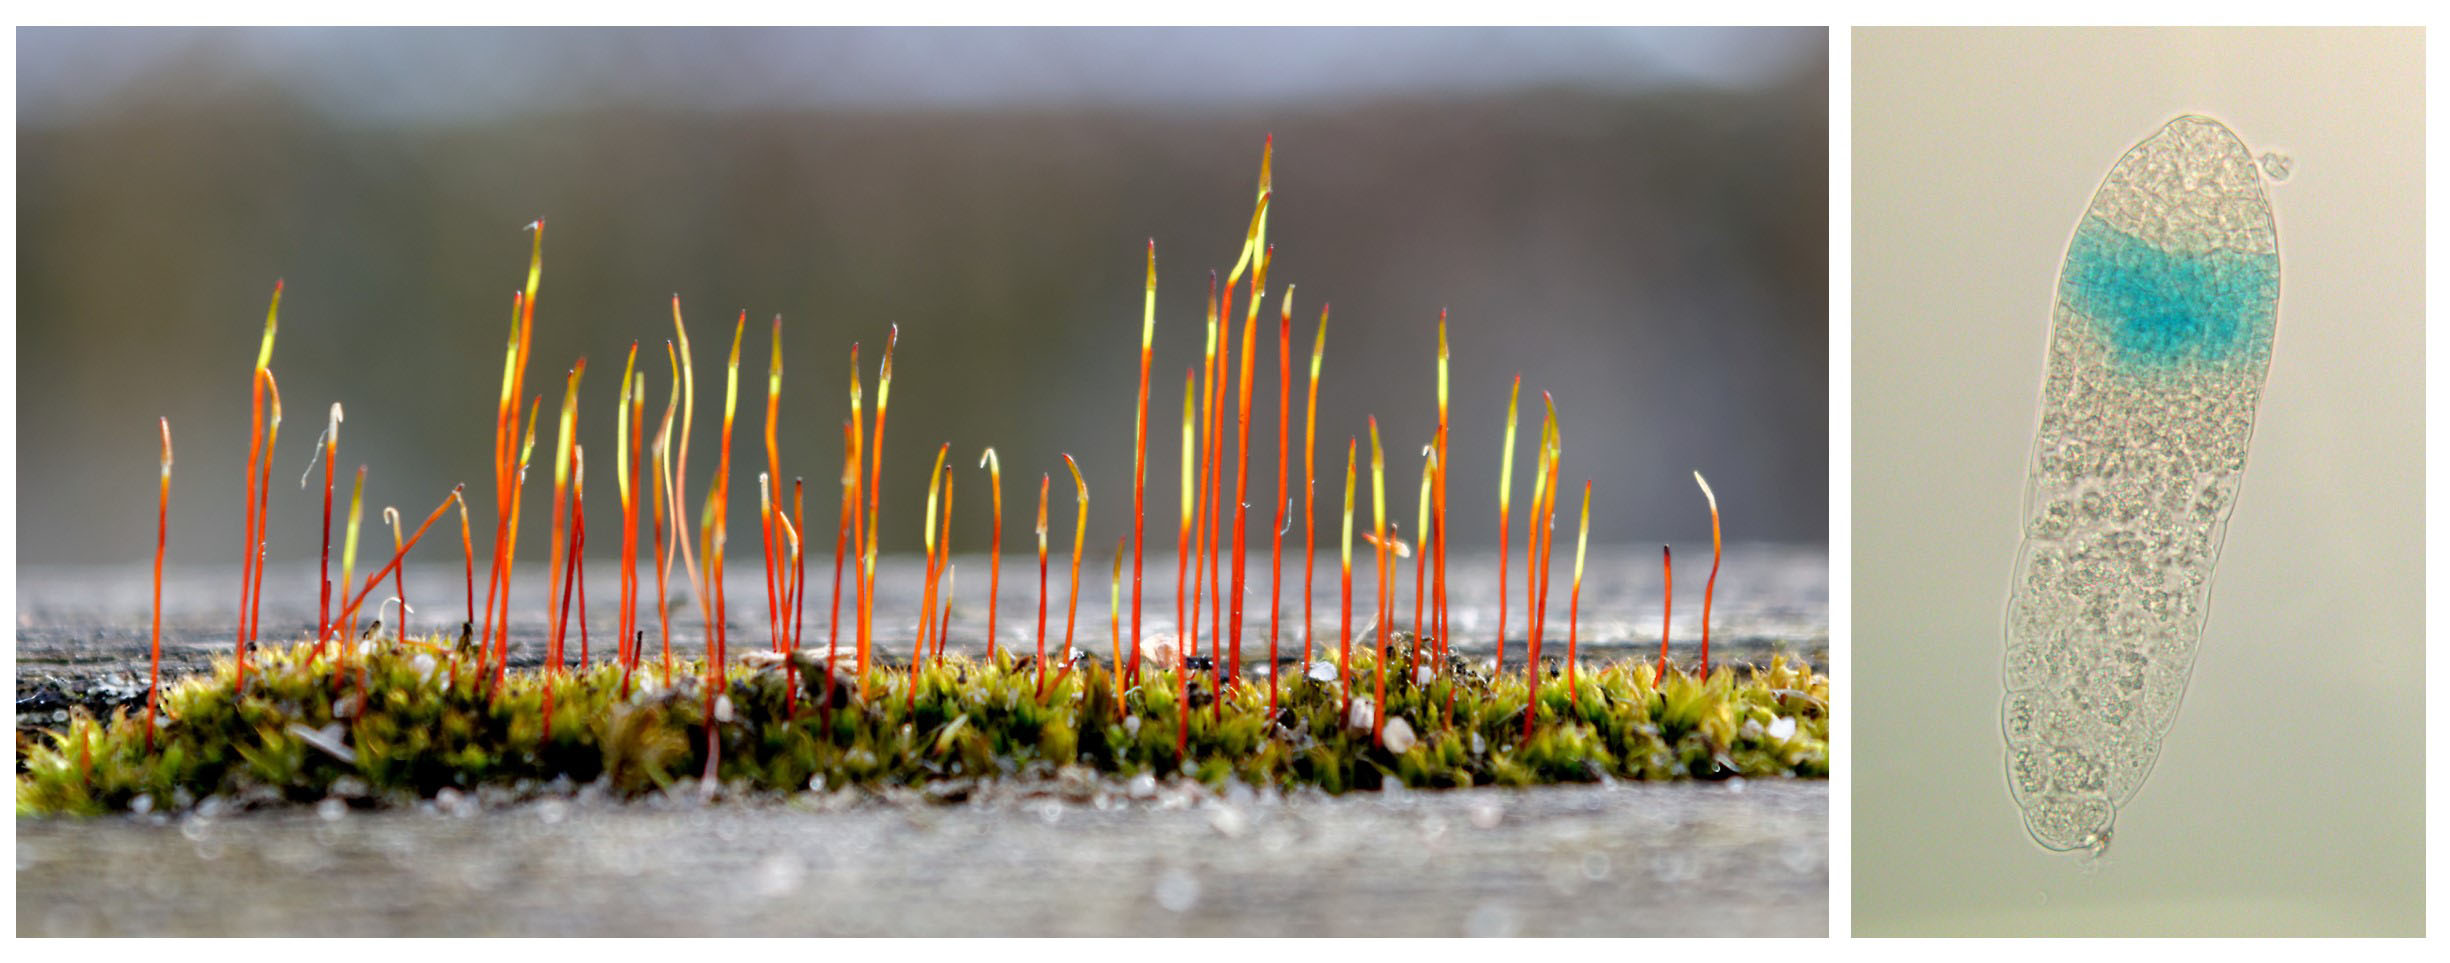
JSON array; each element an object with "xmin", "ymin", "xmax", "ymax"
[{"xmin": 2001, "ymin": 114, "xmax": 2282, "ymax": 855}]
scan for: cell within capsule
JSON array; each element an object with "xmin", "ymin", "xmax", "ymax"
[{"xmin": 2002, "ymin": 115, "xmax": 2281, "ymax": 854}]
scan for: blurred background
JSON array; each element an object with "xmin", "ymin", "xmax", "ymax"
[{"xmin": 17, "ymin": 27, "xmax": 1827, "ymax": 570}]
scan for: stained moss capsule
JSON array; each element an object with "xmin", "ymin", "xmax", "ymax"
[{"xmin": 2004, "ymin": 115, "xmax": 2282, "ymax": 854}]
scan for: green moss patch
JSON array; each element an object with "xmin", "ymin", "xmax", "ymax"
[{"xmin": 17, "ymin": 636, "xmax": 1826, "ymax": 816}]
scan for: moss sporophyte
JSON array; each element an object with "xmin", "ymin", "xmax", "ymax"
[{"xmin": 21, "ymin": 138, "xmax": 1827, "ymax": 815}]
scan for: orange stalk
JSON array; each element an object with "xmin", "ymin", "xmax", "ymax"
[
  {"xmin": 1518, "ymin": 439, "xmax": 1546, "ymax": 733},
  {"xmin": 858, "ymin": 327, "xmax": 896, "ymax": 696},
  {"xmin": 235, "ymin": 280, "xmax": 279, "ymax": 689},
  {"xmin": 487, "ymin": 224, "xmax": 543, "ymax": 670},
  {"xmin": 936, "ymin": 564, "xmax": 955, "ymax": 665},
  {"xmin": 761, "ymin": 470, "xmax": 783, "ymax": 658},
  {"xmin": 454, "ymin": 477, "xmax": 474, "ymax": 633},
  {"xmin": 786, "ymin": 483, "xmax": 805, "ymax": 650},
  {"xmin": 246, "ymin": 370, "xmax": 282, "ymax": 659},
  {"xmin": 840, "ymin": 344, "xmax": 865, "ymax": 696},
  {"xmin": 653, "ymin": 341, "xmax": 682, "ymax": 687},
  {"xmin": 492, "ymin": 290, "xmax": 522, "ymax": 515},
  {"xmin": 575, "ymin": 448, "xmax": 591, "ymax": 664},
  {"xmin": 1367, "ymin": 418, "xmax": 1388, "ymax": 746},
  {"xmin": 545, "ymin": 450, "xmax": 586, "ymax": 739},
  {"xmin": 1225, "ymin": 268, "xmax": 1267, "ymax": 694},
  {"xmin": 702, "ymin": 314, "xmax": 745, "ymax": 768},
  {"xmin": 666, "ymin": 299, "xmax": 709, "ymax": 674},
  {"xmin": 1059, "ymin": 453, "xmax": 1089, "ymax": 690},
  {"xmin": 1694, "ymin": 471, "xmax": 1722, "ymax": 679},
  {"xmin": 508, "ymin": 221, "xmax": 544, "ymax": 492},
  {"xmin": 762, "ymin": 317, "xmax": 785, "ymax": 656},
  {"xmin": 1525, "ymin": 431, "xmax": 1561, "ymax": 744},
  {"xmin": 911, "ymin": 443, "xmax": 951, "ymax": 688},
  {"xmin": 979, "ymin": 448, "xmax": 1004, "ymax": 661},
  {"xmin": 489, "ymin": 398, "xmax": 542, "ymax": 691},
  {"xmin": 1175, "ymin": 368, "xmax": 1195, "ymax": 759},
  {"xmin": 1413, "ymin": 449, "xmax": 1434, "ymax": 670},
  {"xmin": 1521, "ymin": 401, "xmax": 1558, "ymax": 735},
  {"xmin": 826, "ymin": 418, "xmax": 855, "ymax": 713},
  {"xmin": 909, "ymin": 445, "xmax": 950, "ymax": 708},
  {"xmin": 1033, "ymin": 473, "xmax": 1051, "ymax": 697},
  {"xmin": 1267, "ymin": 291, "xmax": 1292, "ymax": 717},
  {"xmin": 1337, "ymin": 436, "xmax": 1356, "ymax": 715},
  {"xmin": 1107, "ymin": 534, "xmax": 1126, "ymax": 717},
  {"xmin": 934, "ymin": 469, "xmax": 956, "ymax": 664},
  {"xmin": 631, "ymin": 376, "xmax": 652, "ymax": 672},
  {"xmin": 787, "ymin": 477, "xmax": 808, "ymax": 713},
  {"xmin": 544, "ymin": 360, "xmax": 587, "ymax": 675},
  {"xmin": 1201, "ymin": 278, "xmax": 1228, "ymax": 679},
  {"xmin": 1302, "ymin": 305, "xmax": 1328, "ymax": 663},
  {"xmin": 1658, "ymin": 545, "xmax": 1674, "ymax": 682},
  {"xmin": 482, "ymin": 289, "xmax": 524, "ymax": 671},
  {"xmin": 620, "ymin": 358, "xmax": 644, "ymax": 678},
  {"xmin": 1566, "ymin": 480, "xmax": 1592, "ymax": 697},
  {"xmin": 1189, "ymin": 270, "xmax": 1217, "ymax": 668},
  {"xmin": 1129, "ymin": 238, "xmax": 1154, "ymax": 685},
  {"xmin": 1433, "ymin": 315, "xmax": 1450, "ymax": 669},
  {"xmin": 147, "ymin": 418, "xmax": 171, "ymax": 750}
]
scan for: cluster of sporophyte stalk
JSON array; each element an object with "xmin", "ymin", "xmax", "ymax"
[{"xmin": 24, "ymin": 137, "xmax": 1824, "ymax": 814}]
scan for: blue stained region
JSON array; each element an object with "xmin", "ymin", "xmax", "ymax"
[{"xmin": 2060, "ymin": 216, "xmax": 2278, "ymax": 371}]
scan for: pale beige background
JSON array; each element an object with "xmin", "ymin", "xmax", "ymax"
[{"xmin": 1853, "ymin": 27, "xmax": 2422, "ymax": 936}]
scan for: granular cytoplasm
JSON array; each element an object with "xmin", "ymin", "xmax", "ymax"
[
  {"xmin": 2059, "ymin": 215, "xmax": 2278, "ymax": 370},
  {"xmin": 2003, "ymin": 115, "xmax": 2281, "ymax": 854}
]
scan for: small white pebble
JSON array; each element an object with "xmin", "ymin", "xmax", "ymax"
[
  {"xmin": 1345, "ymin": 698, "xmax": 1376, "ymax": 733},
  {"xmin": 1382, "ymin": 715, "xmax": 1418, "ymax": 754}
]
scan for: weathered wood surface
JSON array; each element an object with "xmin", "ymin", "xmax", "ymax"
[{"xmin": 18, "ymin": 779, "xmax": 1825, "ymax": 936}]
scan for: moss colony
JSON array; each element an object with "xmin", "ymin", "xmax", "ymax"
[
  {"xmin": 19, "ymin": 638, "xmax": 1825, "ymax": 815},
  {"xmin": 23, "ymin": 138, "xmax": 1829, "ymax": 817}
]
